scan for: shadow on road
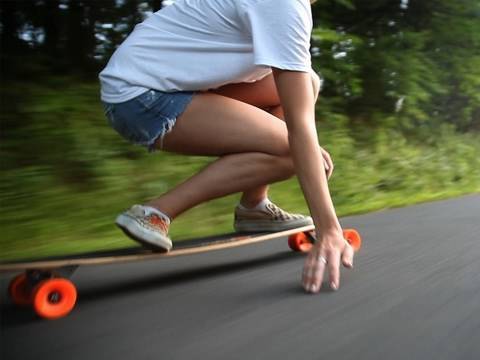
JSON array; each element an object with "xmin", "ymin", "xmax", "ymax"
[
  {"xmin": 78, "ymin": 251, "xmax": 304, "ymax": 303},
  {"xmin": 1, "ymin": 303, "xmax": 38, "ymax": 326},
  {"xmin": 1, "ymin": 250, "xmax": 306, "ymax": 326}
]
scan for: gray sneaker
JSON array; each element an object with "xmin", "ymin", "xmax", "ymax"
[
  {"xmin": 115, "ymin": 205, "xmax": 172, "ymax": 251},
  {"xmin": 234, "ymin": 200, "xmax": 313, "ymax": 232}
]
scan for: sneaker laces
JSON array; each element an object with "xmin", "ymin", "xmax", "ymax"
[
  {"xmin": 145, "ymin": 213, "xmax": 169, "ymax": 234},
  {"xmin": 264, "ymin": 202, "xmax": 303, "ymax": 221},
  {"xmin": 131, "ymin": 205, "xmax": 170, "ymax": 233}
]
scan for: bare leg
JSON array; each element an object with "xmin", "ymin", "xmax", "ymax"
[
  {"xmin": 145, "ymin": 71, "xmax": 321, "ymax": 219},
  {"xmin": 237, "ymin": 103, "xmax": 286, "ymax": 208},
  {"xmin": 145, "ymin": 92, "xmax": 293, "ymax": 219},
  {"xmin": 211, "ymin": 71, "xmax": 320, "ymax": 208},
  {"xmin": 146, "ymin": 151, "xmax": 293, "ymax": 218},
  {"xmin": 211, "ymin": 75, "xmax": 283, "ymax": 208}
]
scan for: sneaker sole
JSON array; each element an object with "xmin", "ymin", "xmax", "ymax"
[
  {"xmin": 116, "ymin": 213, "xmax": 172, "ymax": 252},
  {"xmin": 234, "ymin": 218, "xmax": 313, "ymax": 233}
]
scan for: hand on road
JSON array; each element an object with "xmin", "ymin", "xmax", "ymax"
[{"xmin": 302, "ymin": 230, "xmax": 354, "ymax": 293}]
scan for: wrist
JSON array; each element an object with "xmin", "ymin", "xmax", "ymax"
[{"xmin": 315, "ymin": 221, "xmax": 342, "ymax": 238}]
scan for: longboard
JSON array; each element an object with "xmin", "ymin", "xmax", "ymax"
[{"xmin": 1, "ymin": 225, "xmax": 361, "ymax": 320}]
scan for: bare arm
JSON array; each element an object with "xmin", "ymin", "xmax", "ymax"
[{"xmin": 273, "ymin": 69, "xmax": 354, "ymax": 292}]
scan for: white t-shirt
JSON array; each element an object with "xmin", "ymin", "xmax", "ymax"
[{"xmin": 99, "ymin": 0, "xmax": 313, "ymax": 103}]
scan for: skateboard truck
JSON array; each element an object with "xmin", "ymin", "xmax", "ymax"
[
  {"xmin": 8, "ymin": 266, "xmax": 79, "ymax": 319},
  {"xmin": 287, "ymin": 228, "xmax": 362, "ymax": 252}
]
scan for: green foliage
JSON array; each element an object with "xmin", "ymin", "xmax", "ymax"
[
  {"xmin": 311, "ymin": 0, "xmax": 480, "ymax": 132},
  {"xmin": 312, "ymin": 28, "xmax": 363, "ymax": 103}
]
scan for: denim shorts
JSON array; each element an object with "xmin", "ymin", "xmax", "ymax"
[{"xmin": 103, "ymin": 89, "xmax": 194, "ymax": 151}]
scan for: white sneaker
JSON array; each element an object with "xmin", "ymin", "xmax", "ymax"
[
  {"xmin": 115, "ymin": 205, "xmax": 172, "ymax": 251},
  {"xmin": 234, "ymin": 199, "xmax": 313, "ymax": 232}
]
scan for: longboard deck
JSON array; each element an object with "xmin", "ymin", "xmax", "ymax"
[
  {"xmin": 4, "ymin": 226, "xmax": 361, "ymax": 319},
  {"xmin": 0, "ymin": 225, "xmax": 317, "ymax": 272}
]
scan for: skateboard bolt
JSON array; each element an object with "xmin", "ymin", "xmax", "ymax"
[{"xmin": 48, "ymin": 292, "xmax": 62, "ymax": 304}]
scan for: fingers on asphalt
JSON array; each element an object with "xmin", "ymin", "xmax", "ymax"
[
  {"xmin": 303, "ymin": 243, "xmax": 354, "ymax": 293},
  {"xmin": 302, "ymin": 249, "xmax": 328, "ymax": 293},
  {"xmin": 341, "ymin": 243, "xmax": 354, "ymax": 269},
  {"xmin": 328, "ymin": 250, "xmax": 341, "ymax": 291}
]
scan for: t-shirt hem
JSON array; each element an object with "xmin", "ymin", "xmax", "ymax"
[
  {"xmin": 100, "ymin": 87, "xmax": 149, "ymax": 104},
  {"xmin": 254, "ymin": 59, "xmax": 311, "ymax": 73}
]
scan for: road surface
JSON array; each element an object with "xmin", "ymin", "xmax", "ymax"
[{"xmin": 1, "ymin": 194, "xmax": 479, "ymax": 360}]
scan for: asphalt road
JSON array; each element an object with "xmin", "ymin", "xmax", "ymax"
[{"xmin": 1, "ymin": 194, "xmax": 479, "ymax": 360}]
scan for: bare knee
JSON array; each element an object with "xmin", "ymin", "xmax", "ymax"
[{"xmin": 272, "ymin": 155, "xmax": 295, "ymax": 180}]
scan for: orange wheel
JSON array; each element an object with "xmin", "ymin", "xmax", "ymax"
[
  {"xmin": 8, "ymin": 273, "xmax": 32, "ymax": 306},
  {"xmin": 343, "ymin": 229, "xmax": 362, "ymax": 251},
  {"xmin": 288, "ymin": 232, "xmax": 313, "ymax": 252},
  {"xmin": 32, "ymin": 278, "xmax": 77, "ymax": 319}
]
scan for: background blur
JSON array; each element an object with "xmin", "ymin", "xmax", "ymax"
[{"xmin": 1, "ymin": 0, "xmax": 479, "ymax": 260}]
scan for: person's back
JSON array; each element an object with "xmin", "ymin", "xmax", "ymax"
[{"xmin": 100, "ymin": 0, "xmax": 311, "ymax": 102}]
